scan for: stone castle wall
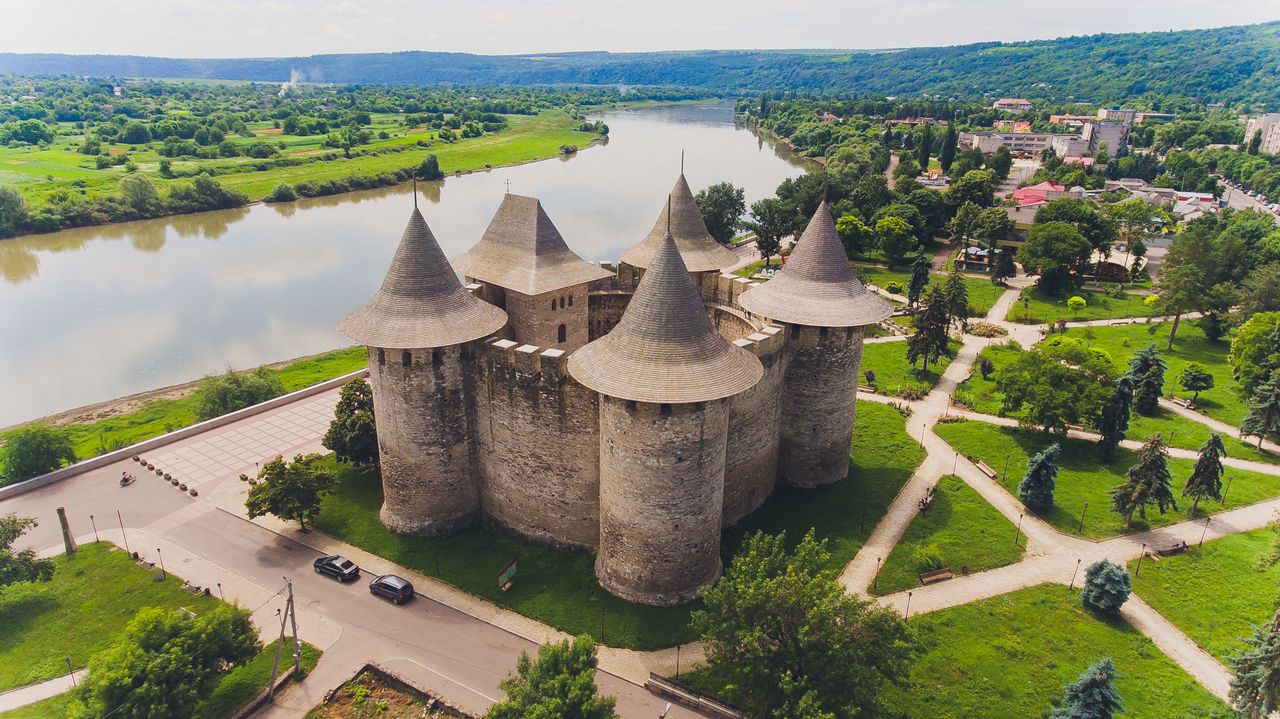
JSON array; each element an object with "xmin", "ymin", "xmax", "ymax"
[
  {"xmin": 596, "ymin": 395, "xmax": 728, "ymax": 606},
  {"xmin": 777, "ymin": 324, "xmax": 866, "ymax": 488},
  {"xmin": 366, "ymin": 343, "xmax": 481, "ymax": 535},
  {"xmin": 724, "ymin": 325, "xmax": 787, "ymax": 525},
  {"xmin": 472, "ymin": 339, "xmax": 601, "ymax": 551},
  {"xmin": 502, "ymin": 282, "xmax": 590, "ymax": 351}
]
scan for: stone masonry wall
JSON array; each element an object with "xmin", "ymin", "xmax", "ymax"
[
  {"xmin": 724, "ymin": 326, "xmax": 787, "ymax": 525},
  {"xmin": 777, "ymin": 324, "xmax": 865, "ymax": 489},
  {"xmin": 503, "ymin": 282, "xmax": 590, "ymax": 351},
  {"xmin": 366, "ymin": 343, "xmax": 481, "ymax": 535},
  {"xmin": 473, "ymin": 339, "xmax": 601, "ymax": 551},
  {"xmin": 596, "ymin": 395, "xmax": 728, "ymax": 606}
]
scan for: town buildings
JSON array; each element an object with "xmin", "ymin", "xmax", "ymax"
[
  {"xmin": 992, "ymin": 98, "xmax": 1033, "ymax": 113},
  {"xmin": 1246, "ymin": 113, "xmax": 1280, "ymax": 155}
]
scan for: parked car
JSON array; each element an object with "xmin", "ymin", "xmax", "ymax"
[
  {"xmin": 369, "ymin": 574, "xmax": 414, "ymax": 604},
  {"xmin": 313, "ymin": 554, "xmax": 360, "ymax": 582}
]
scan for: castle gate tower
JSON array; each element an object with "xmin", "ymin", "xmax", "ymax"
[
  {"xmin": 455, "ymin": 194, "xmax": 611, "ymax": 352},
  {"xmin": 337, "ymin": 207, "xmax": 507, "ymax": 535},
  {"xmin": 619, "ymin": 174, "xmax": 738, "ymax": 295},
  {"xmin": 569, "ymin": 232, "xmax": 763, "ymax": 606},
  {"xmin": 738, "ymin": 201, "xmax": 893, "ymax": 488}
]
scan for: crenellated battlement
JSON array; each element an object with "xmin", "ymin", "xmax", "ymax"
[{"xmin": 478, "ymin": 337, "xmax": 573, "ymax": 383}]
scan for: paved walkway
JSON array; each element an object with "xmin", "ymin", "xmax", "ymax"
[{"xmin": 0, "ymin": 670, "xmax": 87, "ymax": 712}]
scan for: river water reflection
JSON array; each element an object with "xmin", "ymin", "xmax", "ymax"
[{"xmin": 0, "ymin": 102, "xmax": 809, "ymax": 426}]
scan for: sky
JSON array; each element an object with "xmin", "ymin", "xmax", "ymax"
[{"xmin": 1, "ymin": 0, "xmax": 1278, "ymax": 57}]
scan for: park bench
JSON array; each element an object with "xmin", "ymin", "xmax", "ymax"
[
  {"xmin": 857, "ymin": 385, "xmax": 876, "ymax": 394},
  {"xmin": 1066, "ymin": 423, "xmax": 1086, "ymax": 433},
  {"xmin": 919, "ymin": 567, "xmax": 954, "ymax": 585},
  {"xmin": 1156, "ymin": 541, "xmax": 1189, "ymax": 557},
  {"xmin": 1169, "ymin": 395, "xmax": 1198, "ymax": 410},
  {"xmin": 975, "ymin": 460, "xmax": 998, "ymax": 479}
]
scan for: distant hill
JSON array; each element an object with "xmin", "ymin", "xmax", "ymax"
[{"xmin": 2, "ymin": 22, "xmax": 1278, "ymax": 105}]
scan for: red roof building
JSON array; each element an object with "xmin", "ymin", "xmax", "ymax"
[{"xmin": 1012, "ymin": 180, "xmax": 1064, "ymax": 207}]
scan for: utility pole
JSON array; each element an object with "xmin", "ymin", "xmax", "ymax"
[
  {"xmin": 286, "ymin": 578, "xmax": 302, "ymax": 677},
  {"xmin": 268, "ymin": 606, "xmax": 287, "ymax": 701},
  {"xmin": 268, "ymin": 578, "xmax": 302, "ymax": 700}
]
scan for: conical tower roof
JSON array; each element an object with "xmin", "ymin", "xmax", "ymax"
[
  {"xmin": 738, "ymin": 201, "xmax": 893, "ymax": 327},
  {"xmin": 569, "ymin": 232, "xmax": 762, "ymax": 404},
  {"xmin": 454, "ymin": 193, "xmax": 611, "ymax": 296},
  {"xmin": 338, "ymin": 208, "xmax": 507, "ymax": 349},
  {"xmin": 619, "ymin": 175, "xmax": 739, "ymax": 273}
]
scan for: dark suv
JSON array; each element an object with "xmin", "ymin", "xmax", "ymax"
[
  {"xmin": 313, "ymin": 555, "xmax": 360, "ymax": 582},
  {"xmin": 369, "ymin": 574, "xmax": 414, "ymax": 604}
]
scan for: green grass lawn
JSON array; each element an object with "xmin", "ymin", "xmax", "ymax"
[
  {"xmin": 854, "ymin": 264, "xmax": 1004, "ymax": 317},
  {"xmin": 313, "ymin": 400, "xmax": 925, "ymax": 650},
  {"xmin": 1129, "ymin": 526, "xmax": 1280, "ymax": 662},
  {"xmin": 861, "ymin": 339, "xmax": 961, "ymax": 399},
  {"xmin": 0, "ymin": 542, "xmax": 221, "ymax": 691},
  {"xmin": 1008, "ymin": 285, "xmax": 1153, "ymax": 324},
  {"xmin": 872, "ymin": 475, "xmax": 1024, "ymax": 595},
  {"xmin": 935, "ymin": 420, "xmax": 1280, "ymax": 538},
  {"xmin": 951, "ymin": 341, "xmax": 1023, "ymax": 416},
  {"xmin": 0, "ymin": 694, "xmax": 71, "ymax": 719}
]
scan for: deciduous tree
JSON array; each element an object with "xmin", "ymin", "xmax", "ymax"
[
  {"xmin": 1110, "ymin": 434, "xmax": 1177, "ymax": 528},
  {"xmin": 1230, "ymin": 313, "xmax": 1280, "ymax": 399},
  {"xmin": 323, "ymin": 379, "xmax": 378, "ymax": 466},
  {"xmin": 875, "ymin": 215, "xmax": 916, "ymax": 270},
  {"xmin": 695, "ymin": 181, "xmax": 747, "ymax": 245},
  {"xmin": 194, "ymin": 367, "xmax": 286, "ymax": 421},
  {"xmin": 748, "ymin": 197, "xmax": 790, "ymax": 268},
  {"xmin": 0, "ymin": 425, "xmax": 75, "ymax": 486},
  {"xmin": 0, "ymin": 514, "xmax": 54, "ymax": 591},
  {"xmin": 1017, "ymin": 221, "xmax": 1091, "ymax": 293},
  {"xmin": 245, "ymin": 454, "xmax": 334, "ymax": 530},
  {"xmin": 485, "ymin": 635, "xmax": 617, "ymax": 719},
  {"xmin": 1179, "ymin": 363, "xmax": 1214, "ymax": 402}
]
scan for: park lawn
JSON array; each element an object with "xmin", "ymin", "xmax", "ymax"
[
  {"xmin": 1008, "ymin": 285, "xmax": 1153, "ymax": 325},
  {"xmin": 1128, "ymin": 526, "xmax": 1280, "ymax": 662},
  {"xmin": 0, "ymin": 694, "xmax": 70, "ymax": 719},
  {"xmin": 854, "ymin": 264, "xmax": 1003, "ymax": 317},
  {"xmin": 1058, "ymin": 321, "xmax": 1246, "ymax": 426},
  {"xmin": 872, "ymin": 475, "xmax": 1023, "ymax": 595},
  {"xmin": 861, "ymin": 339, "xmax": 961, "ymax": 399},
  {"xmin": 951, "ymin": 341, "xmax": 1023, "ymax": 416},
  {"xmin": 934, "ymin": 420, "xmax": 1280, "ymax": 538},
  {"xmin": 885, "ymin": 584, "xmax": 1231, "ymax": 718},
  {"xmin": 0, "ymin": 542, "xmax": 221, "ymax": 692},
  {"xmin": 313, "ymin": 400, "xmax": 925, "ymax": 650}
]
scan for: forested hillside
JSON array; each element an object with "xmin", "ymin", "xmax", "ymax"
[{"xmin": 2, "ymin": 22, "xmax": 1278, "ymax": 104}]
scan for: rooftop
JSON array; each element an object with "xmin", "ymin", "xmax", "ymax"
[{"xmin": 619, "ymin": 174, "xmax": 738, "ymax": 273}]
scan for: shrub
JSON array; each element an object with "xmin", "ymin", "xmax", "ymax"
[
  {"xmin": 267, "ymin": 183, "xmax": 298, "ymax": 202},
  {"xmin": 886, "ymin": 280, "xmax": 906, "ymax": 295},
  {"xmin": 969, "ymin": 322, "xmax": 1008, "ymax": 338},
  {"xmin": 194, "ymin": 367, "xmax": 286, "ymax": 421}
]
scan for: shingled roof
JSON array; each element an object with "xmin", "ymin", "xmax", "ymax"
[
  {"xmin": 619, "ymin": 175, "xmax": 738, "ymax": 273},
  {"xmin": 737, "ymin": 201, "xmax": 893, "ymax": 328},
  {"xmin": 338, "ymin": 208, "xmax": 507, "ymax": 349},
  {"xmin": 454, "ymin": 194, "xmax": 611, "ymax": 296},
  {"xmin": 569, "ymin": 232, "xmax": 762, "ymax": 404}
]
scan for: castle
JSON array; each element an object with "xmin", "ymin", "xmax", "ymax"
[{"xmin": 337, "ymin": 175, "xmax": 892, "ymax": 606}]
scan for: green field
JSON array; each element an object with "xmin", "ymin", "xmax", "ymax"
[
  {"xmin": 1008, "ymin": 285, "xmax": 1153, "ymax": 324},
  {"xmin": 1129, "ymin": 526, "xmax": 1280, "ymax": 662},
  {"xmin": 854, "ymin": 264, "xmax": 1004, "ymax": 317},
  {"xmin": 872, "ymin": 475, "xmax": 1023, "ymax": 595},
  {"xmin": 861, "ymin": 339, "xmax": 961, "ymax": 399},
  {"xmin": 313, "ymin": 400, "xmax": 925, "ymax": 649},
  {"xmin": 935, "ymin": 420, "xmax": 1280, "ymax": 538}
]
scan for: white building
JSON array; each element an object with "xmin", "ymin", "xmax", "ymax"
[{"xmin": 1245, "ymin": 114, "xmax": 1280, "ymax": 155}]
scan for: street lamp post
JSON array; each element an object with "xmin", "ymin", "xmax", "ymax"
[
  {"xmin": 116, "ymin": 510, "xmax": 130, "ymax": 556},
  {"xmin": 1200, "ymin": 517, "xmax": 1211, "ymax": 548},
  {"xmin": 1002, "ymin": 452, "xmax": 1010, "ymax": 483},
  {"xmin": 1069, "ymin": 558, "xmax": 1082, "ymax": 589},
  {"xmin": 217, "ymin": 582, "xmax": 225, "ymax": 601},
  {"xmin": 1078, "ymin": 501, "xmax": 1089, "ymax": 534},
  {"xmin": 1014, "ymin": 513, "xmax": 1024, "ymax": 545},
  {"xmin": 1223, "ymin": 476, "xmax": 1235, "ymax": 504},
  {"xmin": 874, "ymin": 557, "xmax": 882, "ymax": 590},
  {"xmin": 952, "ymin": 451, "xmax": 959, "ymax": 475},
  {"xmin": 156, "ymin": 547, "xmax": 166, "ymax": 579},
  {"xmin": 905, "ymin": 591, "xmax": 913, "ymax": 619},
  {"xmin": 89, "ymin": 514, "xmax": 99, "ymax": 544},
  {"xmin": 1136, "ymin": 543, "xmax": 1147, "ymax": 576},
  {"xmin": 65, "ymin": 657, "xmax": 76, "ymax": 687}
]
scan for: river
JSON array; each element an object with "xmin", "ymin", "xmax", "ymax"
[{"xmin": 0, "ymin": 101, "xmax": 810, "ymax": 427}]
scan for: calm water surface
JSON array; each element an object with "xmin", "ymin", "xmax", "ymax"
[{"xmin": 0, "ymin": 102, "xmax": 809, "ymax": 426}]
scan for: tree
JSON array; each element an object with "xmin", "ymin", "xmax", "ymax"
[
  {"xmin": 416, "ymin": 153, "xmax": 444, "ymax": 180},
  {"xmin": 1049, "ymin": 658, "xmax": 1124, "ymax": 719},
  {"xmin": 1184, "ymin": 433, "xmax": 1226, "ymax": 516},
  {"xmin": 939, "ymin": 123, "xmax": 958, "ymax": 174},
  {"xmin": 0, "ymin": 514, "xmax": 54, "ymax": 591},
  {"xmin": 119, "ymin": 175, "xmax": 161, "ymax": 214},
  {"xmin": 1018, "ymin": 443, "xmax": 1059, "ymax": 511},
  {"xmin": 323, "ymin": 379, "xmax": 378, "ymax": 466},
  {"xmin": 988, "ymin": 146, "xmax": 1014, "ymax": 181},
  {"xmin": 1067, "ymin": 296, "xmax": 1086, "ymax": 315},
  {"xmin": 908, "ymin": 250, "xmax": 931, "ymax": 306},
  {"xmin": 120, "ymin": 121, "xmax": 152, "ymax": 145},
  {"xmin": 1126, "ymin": 346, "xmax": 1166, "ymax": 416},
  {"xmin": 1, "ymin": 425, "xmax": 75, "ymax": 486},
  {"xmin": 1230, "ymin": 608, "xmax": 1280, "ymax": 719},
  {"xmin": 1230, "ymin": 313, "xmax": 1280, "ymax": 399},
  {"xmin": 485, "ymin": 635, "xmax": 617, "ymax": 719},
  {"xmin": 1017, "ymin": 222, "xmax": 1091, "ymax": 293},
  {"xmin": 1156, "ymin": 221, "xmax": 1221, "ymax": 349},
  {"xmin": 747, "ymin": 197, "xmax": 791, "ymax": 268},
  {"xmin": 948, "ymin": 201, "xmax": 982, "ymax": 249},
  {"xmin": 996, "ymin": 339, "xmax": 1114, "ymax": 434},
  {"xmin": 907, "ymin": 286, "xmax": 953, "ymax": 370},
  {"xmin": 695, "ymin": 181, "xmax": 747, "ymax": 245},
  {"xmin": 875, "ymin": 215, "xmax": 916, "ymax": 270},
  {"xmin": 942, "ymin": 267, "xmax": 969, "ymax": 330},
  {"xmin": 1110, "ymin": 434, "xmax": 1177, "ymax": 528},
  {"xmin": 836, "ymin": 214, "xmax": 873, "ymax": 258},
  {"xmin": 0, "ymin": 185, "xmax": 28, "ymax": 239},
  {"xmin": 916, "ymin": 122, "xmax": 932, "ymax": 171},
  {"xmin": 692, "ymin": 531, "xmax": 916, "ymax": 718},
  {"xmin": 1247, "ymin": 131, "xmax": 1264, "ymax": 156},
  {"xmin": 245, "ymin": 453, "xmax": 334, "ymax": 530},
  {"xmin": 68, "ymin": 604, "xmax": 259, "ymax": 719},
  {"xmin": 1179, "ymin": 364, "xmax": 1214, "ymax": 402},
  {"xmin": 1096, "ymin": 374, "xmax": 1135, "ymax": 461},
  {"xmin": 1081, "ymin": 559, "xmax": 1131, "ymax": 615},
  {"xmin": 194, "ymin": 367, "xmax": 286, "ymax": 421},
  {"xmin": 991, "ymin": 247, "xmax": 1016, "ymax": 284},
  {"xmin": 1242, "ymin": 371, "xmax": 1280, "ymax": 449},
  {"xmin": 1034, "ymin": 199, "xmax": 1118, "ymax": 253},
  {"xmin": 947, "ymin": 169, "xmax": 999, "ymax": 208}
]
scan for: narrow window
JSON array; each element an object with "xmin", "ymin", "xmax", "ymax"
[
  {"xmin": 559, "ymin": 296, "xmax": 566, "ymax": 309},
  {"xmin": 551, "ymin": 299, "xmax": 556, "ymax": 312},
  {"xmin": 377, "ymin": 349, "xmax": 385, "ymax": 365},
  {"xmin": 432, "ymin": 350, "xmax": 442, "ymax": 368},
  {"xmin": 567, "ymin": 294, "xmax": 573, "ymax": 307},
  {"xmin": 819, "ymin": 326, "xmax": 829, "ymax": 337},
  {"xmin": 557, "ymin": 324, "xmax": 567, "ymax": 343},
  {"xmin": 401, "ymin": 351, "xmax": 411, "ymax": 368},
  {"xmin": 660, "ymin": 403, "xmax": 672, "ymax": 417},
  {"xmin": 790, "ymin": 325, "xmax": 800, "ymax": 340}
]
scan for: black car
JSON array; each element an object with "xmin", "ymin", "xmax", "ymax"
[
  {"xmin": 313, "ymin": 555, "xmax": 360, "ymax": 582},
  {"xmin": 369, "ymin": 574, "xmax": 415, "ymax": 604}
]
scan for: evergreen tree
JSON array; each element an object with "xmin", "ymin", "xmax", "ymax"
[
  {"xmin": 1242, "ymin": 370, "xmax": 1280, "ymax": 449},
  {"xmin": 1178, "ymin": 363, "xmax": 1214, "ymax": 402},
  {"xmin": 1183, "ymin": 433, "xmax": 1226, "ymax": 516},
  {"xmin": 1018, "ymin": 443, "xmax": 1059, "ymax": 511},
  {"xmin": 1081, "ymin": 559, "xmax": 1131, "ymax": 615},
  {"xmin": 1109, "ymin": 434, "xmax": 1177, "ymax": 528},
  {"xmin": 908, "ymin": 250, "xmax": 931, "ymax": 307},
  {"xmin": 991, "ymin": 247, "xmax": 1016, "ymax": 285},
  {"xmin": 916, "ymin": 122, "xmax": 932, "ymax": 172},
  {"xmin": 1126, "ymin": 346, "xmax": 1166, "ymax": 415},
  {"xmin": 1049, "ymin": 658, "xmax": 1124, "ymax": 719},
  {"xmin": 485, "ymin": 635, "xmax": 617, "ymax": 719},
  {"xmin": 907, "ymin": 286, "xmax": 953, "ymax": 370},
  {"xmin": 1231, "ymin": 608, "xmax": 1280, "ymax": 719},
  {"xmin": 939, "ymin": 123, "xmax": 958, "ymax": 174},
  {"xmin": 1096, "ymin": 375, "xmax": 1135, "ymax": 461},
  {"xmin": 942, "ymin": 267, "xmax": 970, "ymax": 331}
]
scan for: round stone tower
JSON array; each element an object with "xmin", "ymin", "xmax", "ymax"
[
  {"xmin": 337, "ymin": 206, "xmax": 508, "ymax": 535},
  {"xmin": 738, "ymin": 201, "xmax": 893, "ymax": 489},
  {"xmin": 569, "ymin": 232, "xmax": 762, "ymax": 606}
]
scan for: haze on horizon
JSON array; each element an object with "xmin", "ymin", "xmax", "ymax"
[{"xmin": 1, "ymin": 0, "xmax": 1278, "ymax": 59}]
